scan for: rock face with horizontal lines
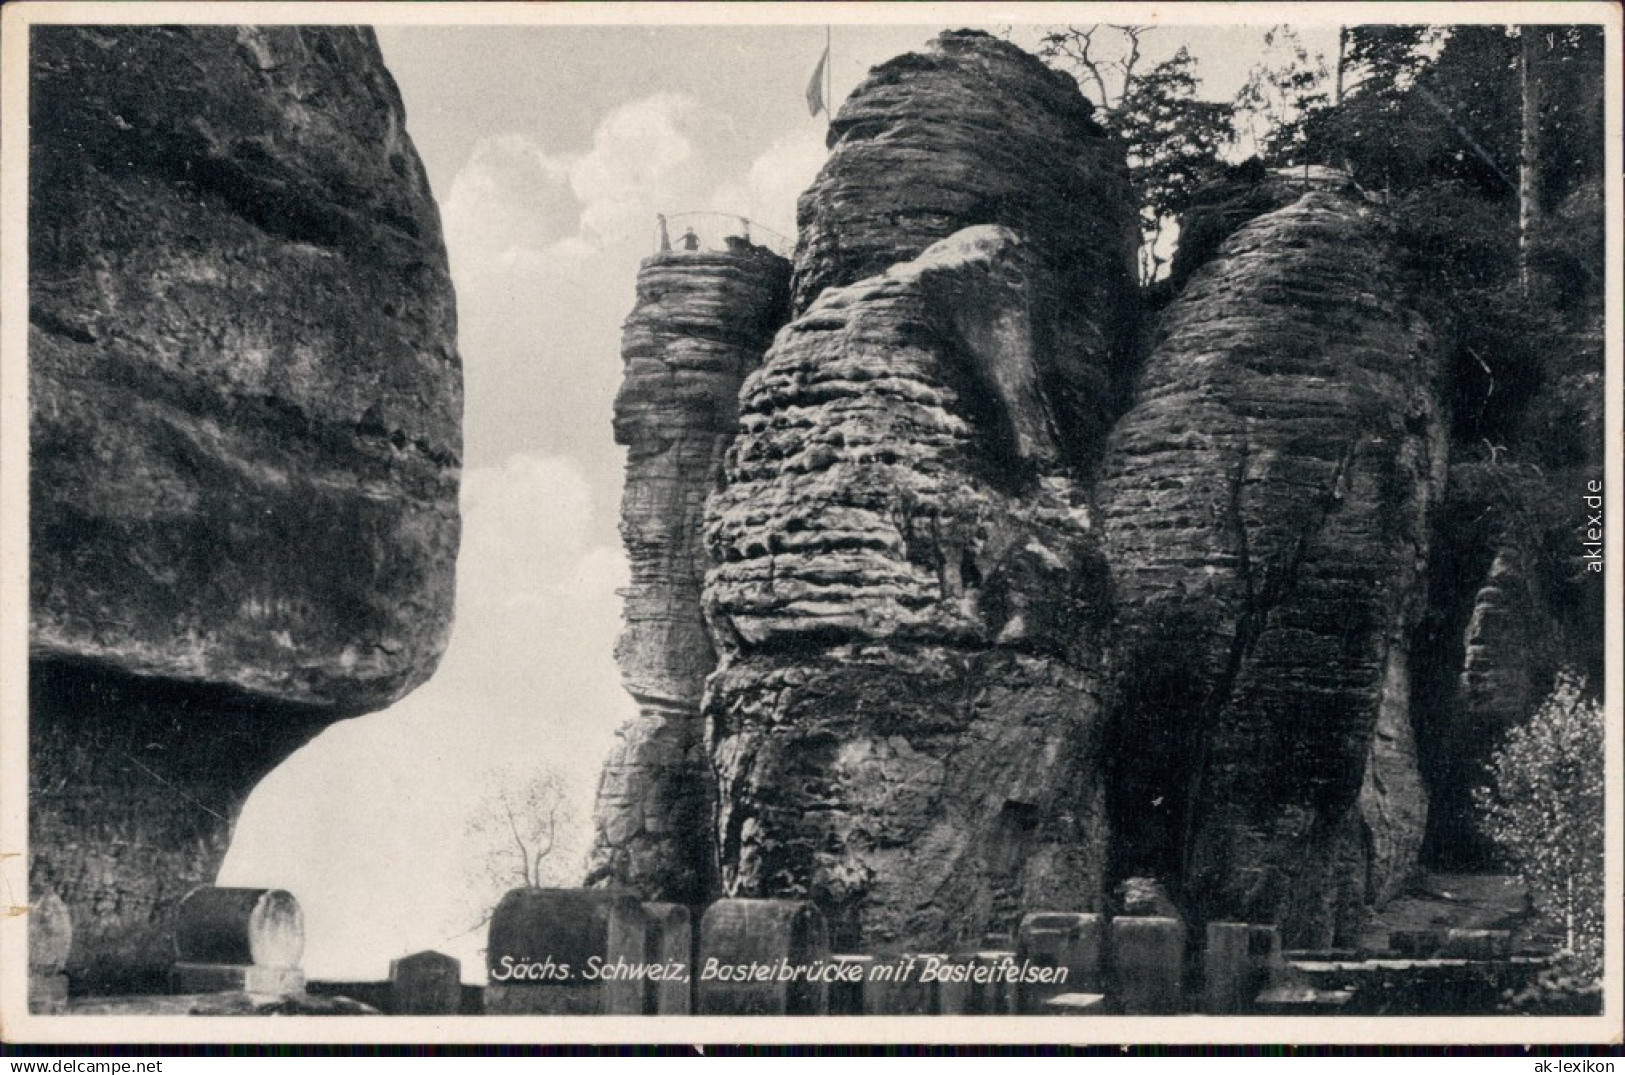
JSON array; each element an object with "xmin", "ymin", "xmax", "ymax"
[
  {"xmin": 589, "ymin": 32, "xmax": 1596, "ymax": 958},
  {"xmin": 703, "ymin": 227, "xmax": 1113, "ymax": 952},
  {"xmin": 1097, "ymin": 191, "xmax": 1446, "ymax": 947},
  {"xmin": 28, "ymin": 25, "xmax": 460, "ymax": 993},
  {"xmin": 682, "ymin": 30, "xmax": 1144, "ymax": 953},
  {"xmin": 589, "ymin": 245, "xmax": 791, "ymax": 903},
  {"xmin": 792, "ymin": 28, "xmax": 1139, "ymax": 464}
]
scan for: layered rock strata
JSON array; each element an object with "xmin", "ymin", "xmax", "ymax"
[
  {"xmin": 587, "ymin": 28, "xmax": 1140, "ymax": 951},
  {"xmin": 1417, "ymin": 308, "xmax": 1604, "ymax": 865},
  {"xmin": 1098, "ymin": 192, "xmax": 1447, "ymax": 946},
  {"xmin": 595, "ymin": 32, "xmax": 1468, "ymax": 953},
  {"xmin": 588, "ymin": 247, "xmax": 791, "ymax": 901},
  {"xmin": 29, "ymin": 26, "xmax": 460, "ymax": 992},
  {"xmin": 704, "ymin": 227, "xmax": 1111, "ymax": 951},
  {"xmin": 1425, "ymin": 546, "xmax": 1542, "ymax": 862},
  {"xmin": 792, "ymin": 29, "xmax": 1139, "ymax": 465}
]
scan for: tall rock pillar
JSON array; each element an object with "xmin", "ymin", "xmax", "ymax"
[
  {"xmin": 700, "ymin": 31, "xmax": 1138, "ymax": 952},
  {"xmin": 1098, "ymin": 189, "xmax": 1447, "ymax": 946},
  {"xmin": 588, "ymin": 245, "xmax": 791, "ymax": 902}
]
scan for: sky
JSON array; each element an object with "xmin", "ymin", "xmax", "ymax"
[{"xmin": 218, "ymin": 16, "xmax": 1340, "ymax": 982}]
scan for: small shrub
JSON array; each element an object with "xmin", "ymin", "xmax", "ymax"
[{"xmin": 1472, "ymin": 671, "xmax": 1605, "ymax": 981}]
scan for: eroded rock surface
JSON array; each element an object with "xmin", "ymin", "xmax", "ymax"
[
  {"xmin": 591, "ymin": 32, "xmax": 1478, "ymax": 954},
  {"xmin": 1098, "ymin": 192, "xmax": 1446, "ymax": 946},
  {"xmin": 704, "ymin": 228, "xmax": 1111, "ymax": 951},
  {"xmin": 591, "ymin": 29, "xmax": 1143, "ymax": 952},
  {"xmin": 29, "ymin": 26, "xmax": 459, "ymax": 992},
  {"xmin": 792, "ymin": 29, "xmax": 1138, "ymax": 465},
  {"xmin": 1425, "ymin": 546, "xmax": 1544, "ymax": 863},
  {"xmin": 589, "ymin": 247, "xmax": 790, "ymax": 902}
]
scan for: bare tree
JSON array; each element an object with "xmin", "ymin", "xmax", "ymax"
[
  {"xmin": 457, "ymin": 765, "xmax": 583, "ymax": 935},
  {"xmin": 1517, "ymin": 27, "xmax": 1545, "ymax": 295},
  {"xmin": 1040, "ymin": 24, "xmax": 1153, "ymax": 111}
]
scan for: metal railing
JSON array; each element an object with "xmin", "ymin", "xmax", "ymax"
[{"xmin": 654, "ymin": 211, "xmax": 794, "ymax": 259}]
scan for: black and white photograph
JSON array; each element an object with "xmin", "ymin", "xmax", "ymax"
[{"xmin": 1, "ymin": 1, "xmax": 1618, "ymax": 1045}]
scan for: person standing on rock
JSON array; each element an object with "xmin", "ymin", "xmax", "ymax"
[
  {"xmin": 656, "ymin": 213, "xmax": 672, "ymax": 252},
  {"xmin": 680, "ymin": 226, "xmax": 701, "ymax": 251}
]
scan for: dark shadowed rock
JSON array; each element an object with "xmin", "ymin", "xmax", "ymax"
[
  {"xmin": 697, "ymin": 900, "xmax": 830, "ymax": 1015},
  {"xmin": 28, "ymin": 26, "xmax": 459, "ymax": 993},
  {"xmin": 29, "ymin": 25, "xmax": 460, "ymax": 708},
  {"xmin": 484, "ymin": 888, "xmax": 646, "ymax": 1014},
  {"xmin": 704, "ymin": 227, "xmax": 1111, "ymax": 952},
  {"xmin": 1098, "ymin": 192, "xmax": 1447, "ymax": 946},
  {"xmin": 1426, "ymin": 545, "xmax": 1543, "ymax": 862},
  {"xmin": 792, "ymin": 29, "xmax": 1138, "ymax": 466},
  {"xmin": 1414, "ymin": 325, "xmax": 1604, "ymax": 867},
  {"xmin": 389, "ymin": 949, "xmax": 463, "ymax": 1015},
  {"xmin": 588, "ymin": 246, "xmax": 790, "ymax": 902}
]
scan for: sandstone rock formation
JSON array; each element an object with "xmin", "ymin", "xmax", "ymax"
[
  {"xmin": 1098, "ymin": 192, "xmax": 1447, "ymax": 946},
  {"xmin": 589, "ymin": 246, "xmax": 790, "ymax": 902},
  {"xmin": 1164, "ymin": 164, "xmax": 1356, "ymax": 294},
  {"xmin": 704, "ymin": 227, "xmax": 1112, "ymax": 951},
  {"xmin": 1416, "ymin": 316, "xmax": 1605, "ymax": 867},
  {"xmin": 1424, "ymin": 544, "xmax": 1546, "ymax": 864},
  {"xmin": 684, "ymin": 31, "xmax": 1144, "ymax": 953},
  {"xmin": 792, "ymin": 29, "xmax": 1139, "ymax": 464},
  {"xmin": 585, "ymin": 32, "xmax": 1139, "ymax": 955},
  {"xmin": 592, "ymin": 30, "xmax": 1598, "ymax": 959},
  {"xmin": 29, "ymin": 26, "xmax": 460, "ymax": 993}
]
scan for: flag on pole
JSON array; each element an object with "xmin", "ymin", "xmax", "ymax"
[{"xmin": 806, "ymin": 36, "xmax": 829, "ymax": 117}]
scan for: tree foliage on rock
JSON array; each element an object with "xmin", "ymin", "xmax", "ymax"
[
  {"xmin": 1302, "ymin": 22, "xmax": 1604, "ymax": 311},
  {"xmin": 1116, "ymin": 48, "xmax": 1236, "ymax": 282},
  {"xmin": 1472, "ymin": 671, "xmax": 1604, "ymax": 980},
  {"xmin": 1040, "ymin": 26, "xmax": 1235, "ymax": 281},
  {"xmin": 1233, "ymin": 26, "xmax": 1331, "ymax": 164}
]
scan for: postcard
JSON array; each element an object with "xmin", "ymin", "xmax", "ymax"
[{"xmin": 1, "ymin": 0, "xmax": 1618, "ymax": 1046}]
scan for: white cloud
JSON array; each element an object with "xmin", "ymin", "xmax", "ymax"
[
  {"xmin": 709, "ymin": 126, "xmax": 828, "ymax": 241},
  {"xmin": 441, "ymin": 134, "xmax": 576, "ymax": 281},
  {"xmin": 457, "ymin": 453, "xmax": 595, "ymax": 609},
  {"xmin": 571, "ymin": 92, "xmax": 701, "ymax": 244},
  {"xmin": 443, "ymin": 92, "xmax": 708, "ymax": 276},
  {"xmin": 433, "ymin": 94, "xmax": 724, "ymax": 472}
]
